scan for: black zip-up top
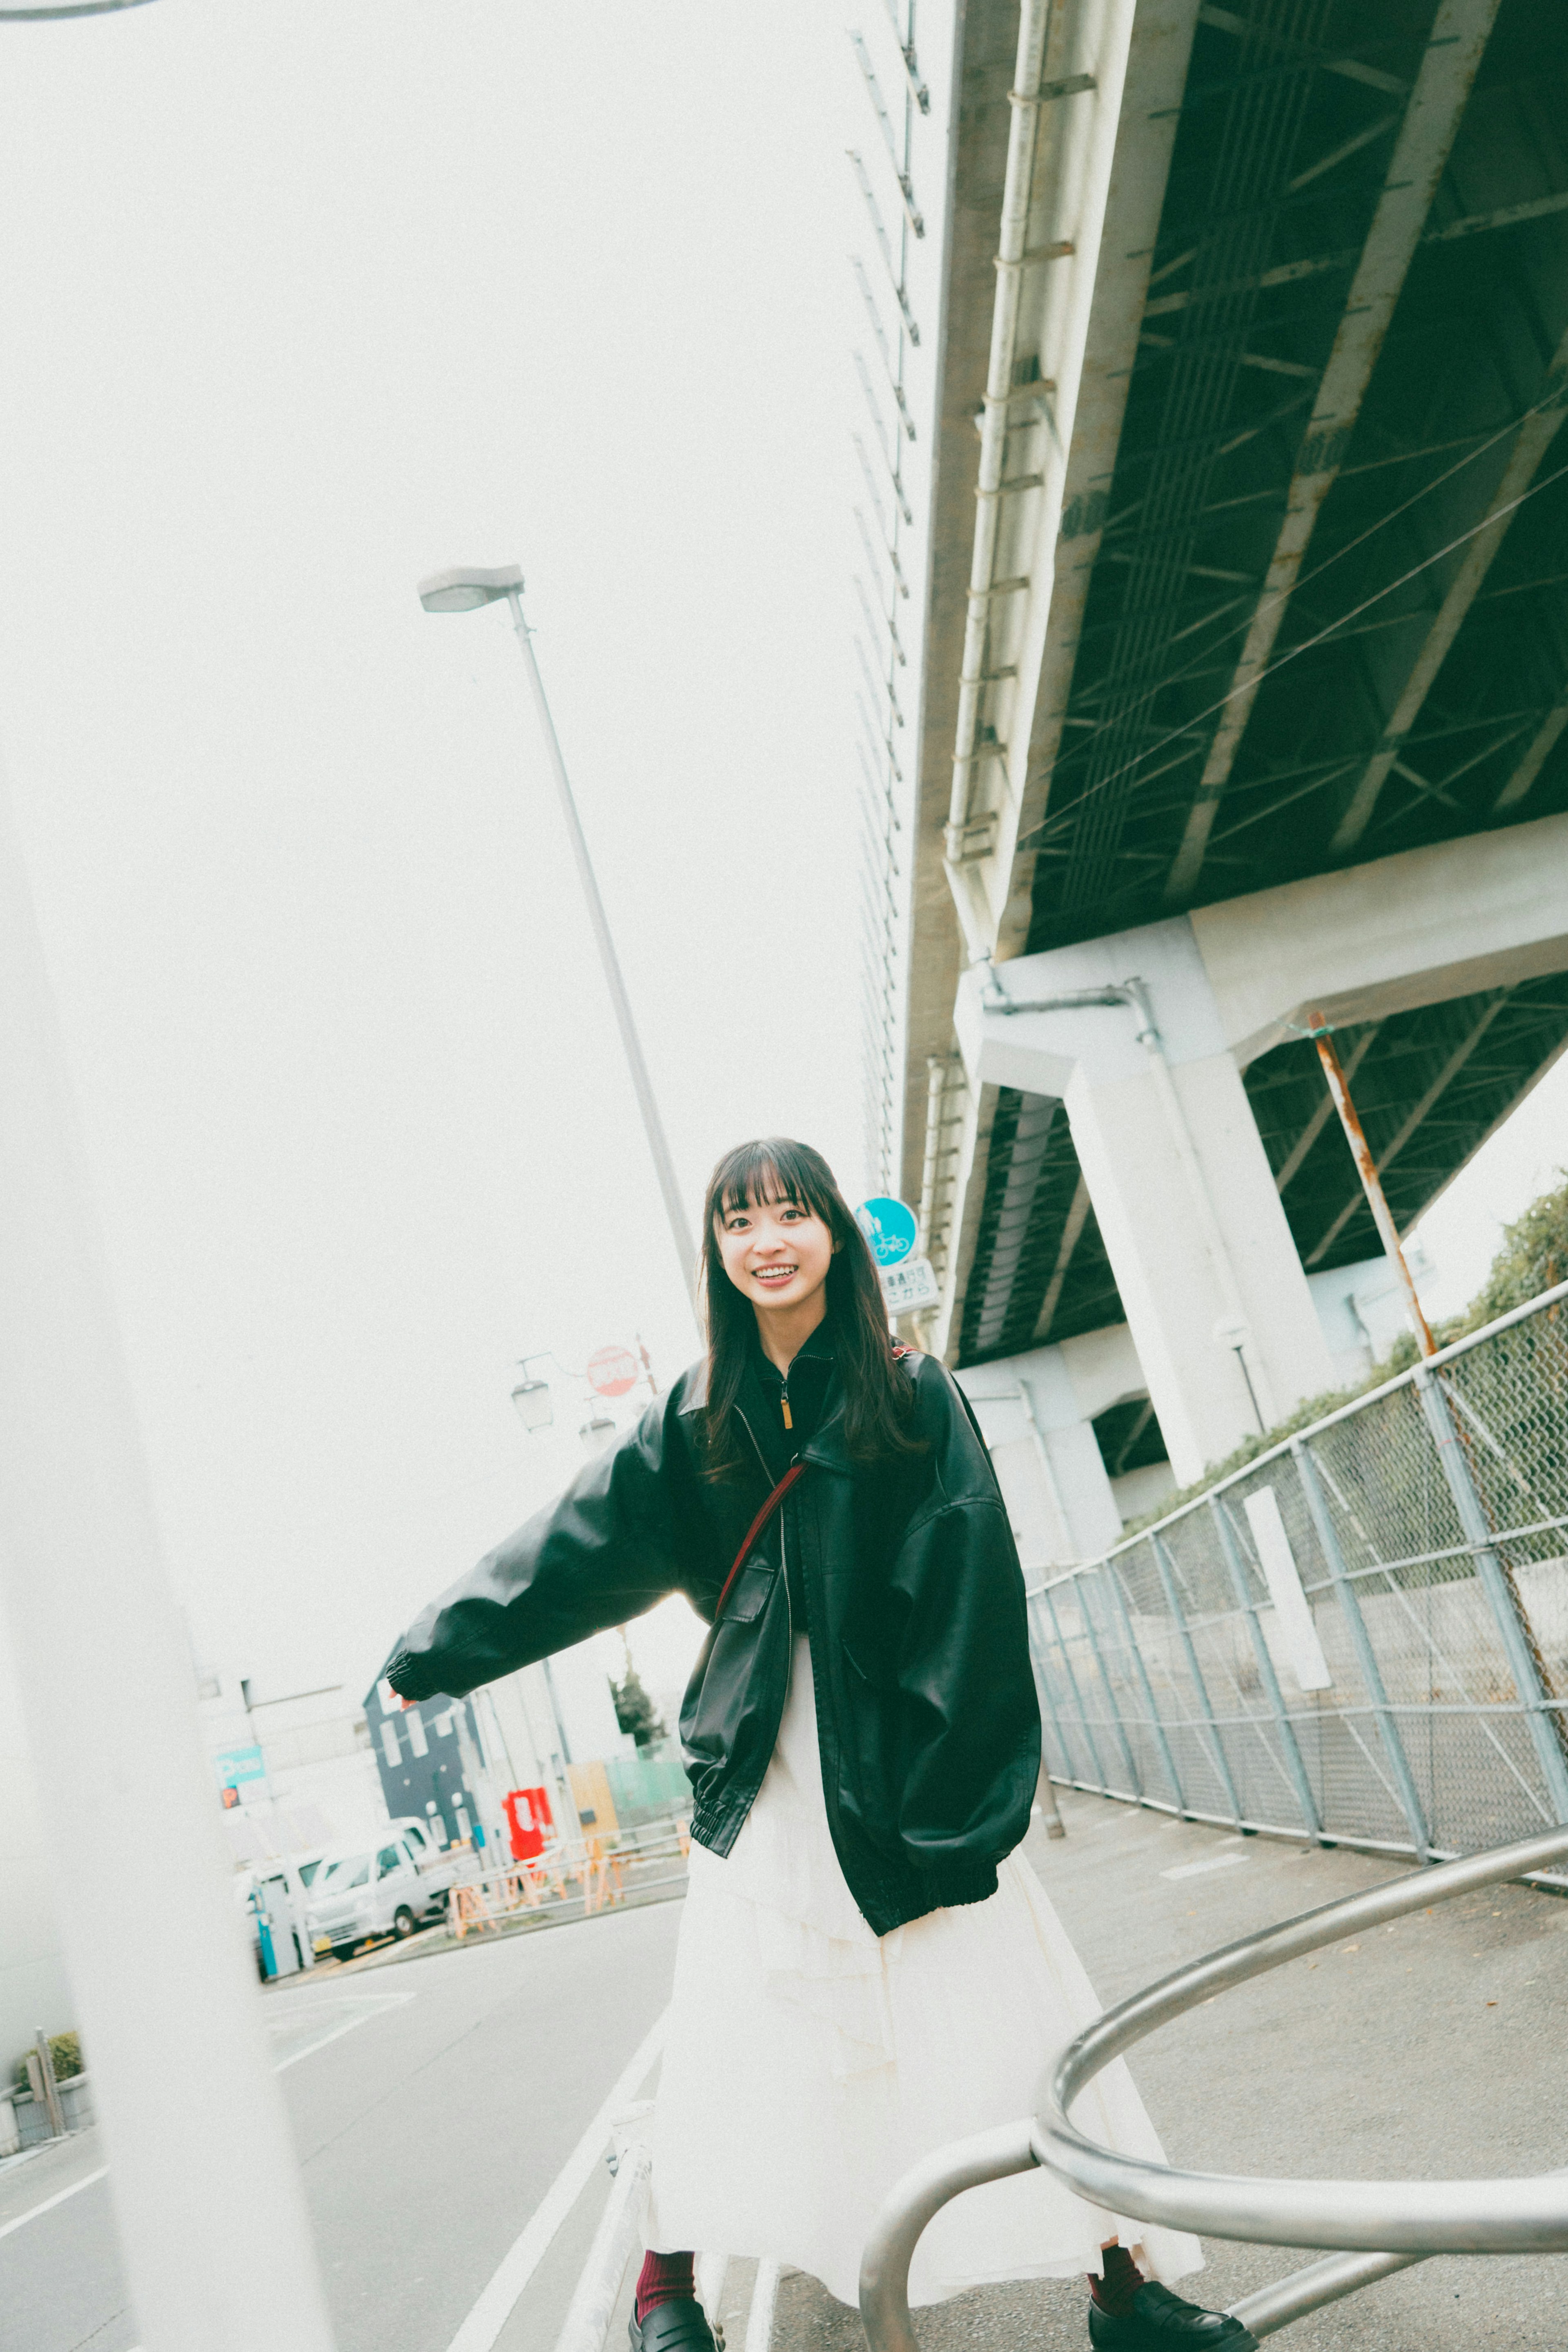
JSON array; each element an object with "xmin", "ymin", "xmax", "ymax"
[
  {"xmin": 741, "ymin": 1321, "xmax": 835, "ymax": 1619},
  {"xmin": 383, "ymin": 1340, "xmax": 1041, "ymax": 1935}
]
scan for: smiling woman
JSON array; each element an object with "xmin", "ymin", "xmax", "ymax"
[
  {"xmin": 383, "ymin": 1134, "xmax": 1247, "ymax": 2350},
  {"xmin": 699, "ymin": 1136, "xmax": 922, "ymax": 1485}
]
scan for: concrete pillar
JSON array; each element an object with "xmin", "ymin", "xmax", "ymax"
[
  {"xmin": 961, "ymin": 1324, "xmax": 1144, "ymax": 1567},
  {"xmin": 958, "ymin": 919, "xmax": 1337, "ymax": 1483}
]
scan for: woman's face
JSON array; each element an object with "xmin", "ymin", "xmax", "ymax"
[{"xmin": 715, "ymin": 1190, "xmax": 836, "ymax": 1316}]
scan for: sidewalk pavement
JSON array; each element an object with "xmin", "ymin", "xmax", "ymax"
[{"xmin": 770, "ymin": 1790, "xmax": 1568, "ymax": 2352}]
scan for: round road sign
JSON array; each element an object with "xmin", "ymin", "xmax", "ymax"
[
  {"xmin": 856, "ymin": 1196, "xmax": 919, "ymax": 1268},
  {"xmin": 587, "ymin": 1344, "xmax": 639, "ymax": 1398}
]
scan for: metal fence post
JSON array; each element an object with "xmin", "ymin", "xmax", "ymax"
[
  {"xmin": 1025, "ymin": 1591, "xmax": 1078, "ymax": 1789},
  {"xmin": 1293, "ymin": 1437, "xmax": 1434, "ymax": 1858},
  {"xmin": 1151, "ymin": 1535, "xmax": 1244, "ymax": 1827},
  {"xmin": 1042, "ymin": 1582, "xmax": 1111, "ymax": 1793},
  {"xmin": 1078, "ymin": 1568, "xmax": 1145, "ymax": 1799},
  {"xmin": 1209, "ymin": 1495, "xmax": 1324, "ymax": 1841},
  {"xmin": 1102, "ymin": 1552, "xmax": 1189, "ymax": 1817},
  {"xmin": 31, "ymin": 2029, "xmax": 65, "ymax": 2139},
  {"xmin": 1415, "ymin": 1365, "xmax": 1568, "ymax": 1822}
]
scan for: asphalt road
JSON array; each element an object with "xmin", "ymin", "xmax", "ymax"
[
  {"xmin": 8, "ymin": 1794, "xmax": 1566, "ymax": 2352},
  {"xmin": 0, "ymin": 1895, "xmax": 682, "ymax": 2352}
]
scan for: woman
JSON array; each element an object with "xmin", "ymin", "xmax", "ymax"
[{"xmin": 384, "ymin": 1139, "xmax": 1252, "ymax": 2352}]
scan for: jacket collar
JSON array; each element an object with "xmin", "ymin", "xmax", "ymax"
[
  {"xmin": 677, "ymin": 1331, "xmax": 910, "ymax": 1477},
  {"xmin": 674, "ymin": 1356, "xmax": 855, "ymax": 1474}
]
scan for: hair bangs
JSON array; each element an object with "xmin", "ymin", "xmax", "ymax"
[{"xmin": 711, "ymin": 1136, "xmax": 835, "ymax": 1225}]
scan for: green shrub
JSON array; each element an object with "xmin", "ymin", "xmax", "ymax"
[
  {"xmin": 1458, "ymin": 1172, "xmax": 1568, "ymax": 1333},
  {"xmin": 11, "ymin": 2031, "xmax": 81, "ymax": 2095},
  {"xmin": 610, "ymin": 1664, "xmax": 666, "ymax": 1750},
  {"xmin": 1116, "ymin": 1172, "xmax": 1568, "ymax": 1538}
]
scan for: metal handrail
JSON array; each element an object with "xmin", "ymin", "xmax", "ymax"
[{"xmin": 859, "ymin": 1824, "xmax": 1568, "ymax": 2352}]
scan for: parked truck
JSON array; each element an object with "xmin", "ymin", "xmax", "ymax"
[{"xmin": 304, "ymin": 1818, "xmax": 458, "ymax": 1962}]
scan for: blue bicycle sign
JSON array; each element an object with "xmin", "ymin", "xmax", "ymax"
[{"xmin": 856, "ymin": 1196, "xmax": 918, "ymax": 1267}]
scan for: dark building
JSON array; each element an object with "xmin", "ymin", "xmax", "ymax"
[{"xmin": 363, "ymin": 1678, "xmax": 487, "ymax": 1852}]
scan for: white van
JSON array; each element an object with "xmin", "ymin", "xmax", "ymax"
[{"xmin": 305, "ymin": 1819, "xmax": 458, "ymax": 1962}]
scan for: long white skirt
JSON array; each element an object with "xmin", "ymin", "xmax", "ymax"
[{"xmin": 646, "ymin": 1639, "xmax": 1202, "ymax": 2308}]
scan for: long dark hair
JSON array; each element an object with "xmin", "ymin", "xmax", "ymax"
[{"xmin": 698, "ymin": 1136, "xmax": 922, "ymax": 1482}]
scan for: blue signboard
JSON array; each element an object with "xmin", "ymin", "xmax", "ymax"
[
  {"xmin": 856, "ymin": 1196, "xmax": 918, "ymax": 1267},
  {"xmin": 213, "ymin": 1743, "xmax": 265, "ymax": 1789}
]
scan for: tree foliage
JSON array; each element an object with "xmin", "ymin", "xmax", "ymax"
[
  {"xmin": 12, "ymin": 2031, "xmax": 81, "ymax": 2095},
  {"xmin": 1118, "ymin": 1170, "xmax": 1568, "ymax": 1536},
  {"xmin": 1458, "ymin": 1170, "xmax": 1568, "ymax": 1332},
  {"xmin": 610, "ymin": 1664, "xmax": 666, "ymax": 1750}
]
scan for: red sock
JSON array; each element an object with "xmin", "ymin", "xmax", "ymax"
[
  {"xmin": 1088, "ymin": 2244, "xmax": 1144, "ymax": 2316},
  {"xmin": 637, "ymin": 2250, "xmax": 696, "ymax": 2323}
]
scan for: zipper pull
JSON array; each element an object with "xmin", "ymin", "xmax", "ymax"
[{"xmin": 780, "ymin": 1390, "xmax": 793, "ymax": 1430}]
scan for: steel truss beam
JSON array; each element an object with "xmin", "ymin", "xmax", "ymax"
[
  {"xmin": 1160, "ymin": 0, "xmax": 1503, "ymax": 904},
  {"xmin": 1330, "ymin": 326, "xmax": 1568, "ymax": 850}
]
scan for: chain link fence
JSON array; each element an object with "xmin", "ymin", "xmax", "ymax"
[{"xmin": 1027, "ymin": 1282, "xmax": 1568, "ymax": 1866}]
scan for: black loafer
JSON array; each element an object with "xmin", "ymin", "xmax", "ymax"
[
  {"xmin": 629, "ymin": 2299, "xmax": 718, "ymax": 2352},
  {"xmin": 1088, "ymin": 2282, "xmax": 1258, "ymax": 2350}
]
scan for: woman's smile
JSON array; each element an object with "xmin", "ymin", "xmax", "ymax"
[{"xmin": 750, "ymin": 1260, "xmax": 800, "ymax": 1290}]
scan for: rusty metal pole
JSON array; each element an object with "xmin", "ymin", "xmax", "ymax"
[{"xmin": 1308, "ymin": 1014, "xmax": 1435, "ymax": 1355}]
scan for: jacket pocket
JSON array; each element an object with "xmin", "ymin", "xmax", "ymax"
[{"xmin": 722, "ymin": 1563, "xmax": 777, "ymax": 1624}]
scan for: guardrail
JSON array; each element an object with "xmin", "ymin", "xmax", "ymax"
[
  {"xmin": 448, "ymin": 1820, "xmax": 690, "ymax": 1938},
  {"xmin": 1026, "ymin": 1281, "xmax": 1568, "ymax": 1869},
  {"xmin": 858, "ymin": 1823, "xmax": 1568, "ymax": 2352}
]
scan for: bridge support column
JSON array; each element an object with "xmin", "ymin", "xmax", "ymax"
[{"xmin": 958, "ymin": 921, "xmax": 1337, "ymax": 1484}]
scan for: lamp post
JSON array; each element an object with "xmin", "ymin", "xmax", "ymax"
[
  {"xmin": 0, "ymin": 1, "xmax": 157, "ymax": 17},
  {"xmin": 418, "ymin": 564, "xmax": 698, "ymax": 1318}
]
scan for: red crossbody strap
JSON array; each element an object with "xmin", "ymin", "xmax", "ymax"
[{"xmin": 713, "ymin": 1460, "xmax": 806, "ymax": 1623}]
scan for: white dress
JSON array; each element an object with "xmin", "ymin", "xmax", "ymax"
[{"xmin": 646, "ymin": 1638, "xmax": 1203, "ymax": 2308}]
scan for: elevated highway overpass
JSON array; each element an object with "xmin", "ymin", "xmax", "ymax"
[{"xmin": 868, "ymin": 0, "xmax": 1568, "ymax": 1534}]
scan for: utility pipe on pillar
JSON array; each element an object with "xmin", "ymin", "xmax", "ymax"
[
  {"xmin": 1000, "ymin": 1377, "xmax": 1070, "ymax": 1841},
  {"xmin": 1307, "ymin": 1014, "xmax": 1434, "ymax": 1355},
  {"xmin": 978, "ymin": 960, "xmax": 1278, "ymax": 1427}
]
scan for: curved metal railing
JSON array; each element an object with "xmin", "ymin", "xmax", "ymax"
[{"xmin": 860, "ymin": 1824, "xmax": 1568, "ymax": 2352}]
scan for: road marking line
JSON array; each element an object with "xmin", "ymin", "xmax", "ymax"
[
  {"xmin": 0, "ymin": 2165, "xmax": 107, "ymax": 2244},
  {"xmin": 0, "ymin": 1991, "xmax": 416, "ymax": 2243},
  {"xmin": 745, "ymin": 2261, "xmax": 781, "ymax": 2352},
  {"xmin": 445, "ymin": 2008, "xmax": 668, "ymax": 2352},
  {"xmin": 1161, "ymin": 1853, "xmax": 1248, "ymax": 1881},
  {"xmin": 271, "ymin": 1991, "xmax": 416, "ymax": 2072}
]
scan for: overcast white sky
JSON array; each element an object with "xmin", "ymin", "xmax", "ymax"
[
  {"xmin": 0, "ymin": 0, "xmax": 1561, "ymax": 1725},
  {"xmin": 0, "ymin": 1, "xmax": 876, "ymax": 1711}
]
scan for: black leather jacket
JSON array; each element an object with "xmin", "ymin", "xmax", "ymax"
[{"xmin": 384, "ymin": 1347, "xmax": 1041, "ymax": 1935}]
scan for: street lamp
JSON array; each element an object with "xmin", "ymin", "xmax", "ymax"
[
  {"xmin": 417, "ymin": 563, "xmax": 699, "ymax": 1318},
  {"xmin": 509, "ymin": 1369, "xmax": 553, "ymax": 1433},
  {"xmin": 0, "ymin": 2, "xmax": 156, "ymax": 16},
  {"xmin": 579, "ymin": 1413, "xmax": 617, "ymax": 1456}
]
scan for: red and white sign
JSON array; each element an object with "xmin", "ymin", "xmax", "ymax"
[{"xmin": 587, "ymin": 1343, "xmax": 639, "ymax": 1398}]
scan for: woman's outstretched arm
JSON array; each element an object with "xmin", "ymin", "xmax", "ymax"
[{"xmin": 382, "ymin": 1384, "xmax": 703, "ymax": 1702}]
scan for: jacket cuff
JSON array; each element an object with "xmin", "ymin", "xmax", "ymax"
[
  {"xmin": 384, "ymin": 1650, "xmax": 430, "ymax": 1701},
  {"xmin": 921, "ymin": 1857, "xmax": 999, "ymax": 1911}
]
